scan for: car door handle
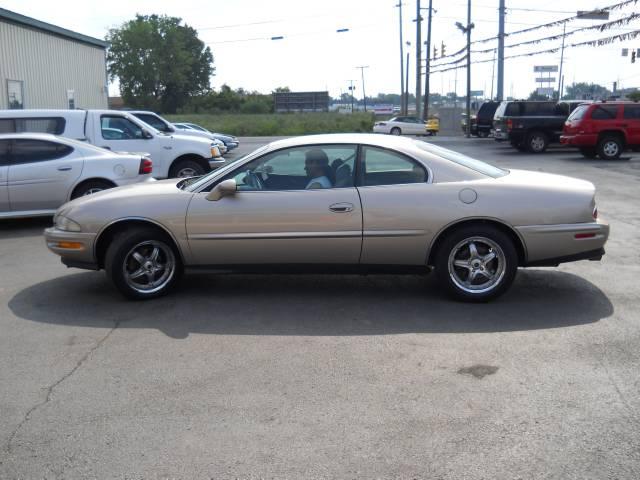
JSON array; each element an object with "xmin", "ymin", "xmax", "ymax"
[
  {"xmin": 57, "ymin": 166, "xmax": 72, "ymax": 171},
  {"xmin": 329, "ymin": 202, "xmax": 354, "ymax": 213},
  {"xmin": 163, "ymin": 146, "xmax": 172, "ymax": 150},
  {"xmin": 100, "ymin": 146, "xmax": 111, "ymax": 150}
]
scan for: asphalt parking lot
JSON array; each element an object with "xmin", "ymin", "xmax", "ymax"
[{"xmin": 1, "ymin": 135, "xmax": 639, "ymax": 479}]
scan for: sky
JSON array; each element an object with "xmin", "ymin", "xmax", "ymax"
[{"xmin": 2, "ymin": 0, "xmax": 640, "ymax": 100}]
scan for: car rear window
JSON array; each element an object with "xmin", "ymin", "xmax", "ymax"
[
  {"xmin": 591, "ymin": 105, "xmax": 618, "ymax": 120},
  {"xmin": 521, "ymin": 102, "xmax": 556, "ymax": 116},
  {"xmin": 567, "ymin": 105, "xmax": 589, "ymax": 121},
  {"xmin": 414, "ymin": 141, "xmax": 507, "ymax": 178},
  {"xmin": 504, "ymin": 103, "xmax": 521, "ymax": 116},
  {"xmin": 623, "ymin": 104, "xmax": 640, "ymax": 119},
  {"xmin": 0, "ymin": 117, "xmax": 66, "ymax": 135}
]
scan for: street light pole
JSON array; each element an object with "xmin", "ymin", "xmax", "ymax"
[
  {"xmin": 356, "ymin": 66, "xmax": 369, "ymax": 112},
  {"xmin": 397, "ymin": 3, "xmax": 405, "ymax": 115},
  {"xmin": 557, "ymin": 23, "xmax": 566, "ymax": 100},
  {"xmin": 497, "ymin": 0, "xmax": 505, "ymax": 101},
  {"xmin": 415, "ymin": 0, "xmax": 422, "ymax": 117},
  {"xmin": 405, "ymin": 49, "xmax": 410, "ymax": 115},
  {"xmin": 422, "ymin": 0, "xmax": 433, "ymax": 120}
]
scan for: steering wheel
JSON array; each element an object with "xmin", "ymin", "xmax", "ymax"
[{"xmin": 245, "ymin": 170, "xmax": 265, "ymax": 190}]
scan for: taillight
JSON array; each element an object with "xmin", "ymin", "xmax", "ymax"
[
  {"xmin": 506, "ymin": 119, "xmax": 513, "ymax": 131},
  {"xmin": 139, "ymin": 157, "xmax": 153, "ymax": 174}
]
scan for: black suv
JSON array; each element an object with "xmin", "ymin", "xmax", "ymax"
[
  {"xmin": 493, "ymin": 100, "xmax": 586, "ymax": 153},
  {"xmin": 461, "ymin": 101, "xmax": 500, "ymax": 137}
]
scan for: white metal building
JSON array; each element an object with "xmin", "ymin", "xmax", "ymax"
[{"xmin": 0, "ymin": 7, "xmax": 108, "ymax": 110}]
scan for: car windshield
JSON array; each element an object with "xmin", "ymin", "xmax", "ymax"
[
  {"xmin": 567, "ymin": 105, "xmax": 589, "ymax": 121},
  {"xmin": 414, "ymin": 141, "xmax": 508, "ymax": 178},
  {"xmin": 183, "ymin": 145, "xmax": 270, "ymax": 192}
]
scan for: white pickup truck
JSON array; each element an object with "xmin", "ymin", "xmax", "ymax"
[{"xmin": 0, "ymin": 109, "xmax": 225, "ymax": 178}]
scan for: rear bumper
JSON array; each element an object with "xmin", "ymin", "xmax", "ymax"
[
  {"xmin": 560, "ymin": 134, "xmax": 597, "ymax": 146},
  {"xmin": 494, "ymin": 129, "xmax": 509, "ymax": 140},
  {"xmin": 516, "ymin": 220, "xmax": 609, "ymax": 266}
]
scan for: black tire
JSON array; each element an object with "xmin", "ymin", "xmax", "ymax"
[
  {"xmin": 169, "ymin": 159, "xmax": 206, "ymax": 178},
  {"xmin": 527, "ymin": 131, "xmax": 549, "ymax": 153},
  {"xmin": 597, "ymin": 136, "xmax": 623, "ymax": 160},
  {"xmin": 478, "ymin": 130, "xmax": 489, "ymax": 138},
  {"xmin": 579, "ymin": 147, "xmax": 598, "ymax": 159},
  {"xmin": 390, "ymin": 127, "xmax": 402, "ymax": 136},
  {"xmin": 434, "ymin": 225, "xmax": 518, "ymax": 302},
  {"xmin": 71, "ymin": 180, "xmax": 114, "ymax": 199},
  {"xmin": 105, "ymin": 227, "xmax": 183, "ymax": 300}
]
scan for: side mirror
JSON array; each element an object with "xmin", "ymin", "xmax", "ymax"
[
  {"xmin": 206, "ymin": 179, "xmax": 237, "ymax": 201},
  {"xmin": 142, "ymin": 129, "xmax": 153, "ymax": 139}
]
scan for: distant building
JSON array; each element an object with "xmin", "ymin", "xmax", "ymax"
[
  {"xmin": 274, "ymin": 91, "xmax": 329, "ymax": 113},
  {"xmin": 0, "ymin": 7, "xmax": 108, "ymax": 111}
]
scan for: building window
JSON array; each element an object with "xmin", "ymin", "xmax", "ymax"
[
  {"xmin": 7, "ymin": 80, "xmax": 24, "ymax": 109},
  {"xmin": 67, "ymin": 89, "xmax": 75, "ymax": 110}
]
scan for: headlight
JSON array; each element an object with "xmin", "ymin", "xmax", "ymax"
[
  {"xmin": 210, "ymin": 144, "xmax": 221, "ymax": 157},
  {"xmin": 56, "ymin": 215, "xmax": 82, "ymax": 232}
]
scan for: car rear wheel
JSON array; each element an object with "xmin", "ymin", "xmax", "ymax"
[
  {"xmin": 579, "ymin": 147, "xmax": 598, "ymax": 159},
  {"xmin": 598, "ymin": 136, "xmax": 623, "ymax": 160},
  {"xmin": 435, "ymin": 225, "xmax": 518, "ymax": 302},
  {"xmin": 390, "ymin": 127, "xmax": 401, "ymax": 135},
  {"xmin": 527, "ymin": 131, "xmax": 549, "ymax": 153},
  {"xmin": 71, "ymin": 180, "xmax": 114, "ymax": 199},
  {"xmin": 169, "ymin": 159, "xmax": 206, "ymax": 178},
  {"xmin": 105, "ymin": 228, "xmax": 182, "ymax": 300}
]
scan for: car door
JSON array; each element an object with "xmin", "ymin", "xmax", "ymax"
[
  {"xmin": 356, "ymin": 145, "xmax": 433, "ymax": 265},
  {"xmin": 622, "ymin": 104, "xmax": 640, "ymax": 145},
  {"xmin": 186, "ymin": 144, "xmax": 362, "ymax": 265},
  {"xmin": 0, "ymin": 140, "xmax": 9, "ymax": 213},
  {"xmin": 98, "ymin": 113, "xmax": 164, "ymax": 156},
  {"xmin": 7, "ymin": 138, "xmax": 82, "ymax": 212}
]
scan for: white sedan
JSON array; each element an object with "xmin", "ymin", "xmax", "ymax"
[
  {"xmin": 0, "ymin": 133, "xmax": 153, "ymax": 219},
  {"xmin": 373, "ymin": 116, "xmax": 430, "ymax": 136}
]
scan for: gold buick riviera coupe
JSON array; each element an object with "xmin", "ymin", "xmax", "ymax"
[{"xmin": 45, "ymin": 134, "xmax": 609, "ymax": 302}]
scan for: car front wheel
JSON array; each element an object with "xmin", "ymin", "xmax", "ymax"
[
  {"xmin": 390, "ymin": 127, "xmax": 401, "ymax": 135},
  {"xmin": 169, "ymin": 159, "xmax": 206, "ymax": 178},
  {"xmin": 527, "ymin": 131, "xmax": 549, "ymax": 153},
  {"xmin": 105, "ymin": 228, "xmax": 182, "ymax": 300},
  {"xmin": 435, "ymin": 225, "xmax": 518, "ymax": 302}
]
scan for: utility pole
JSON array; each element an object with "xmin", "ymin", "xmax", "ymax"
[
  {"xmin": 405, "ymin": 48, "xmax": 410, "ymax": 114},
  {"xmin": 356, "ymin": 66, "xmax": 369, "ymax": 112},
  {"xmin": 497, "ymin": 0, "xmax": 505, "ymax": 101},
  {"xmin": 557, "ymin": 23, "xmax": 566, "ymax": 100},
  {"xmin": 491, "ymin": 48, "xmax": 496, "ymax": 100},
  {"xmin": 397, "ymin": 3, "xmax": 405, "ymax": 115},
  {"xmin": 456, "ymin": 1, "xmax": 474, "ymax": 137},
  {"xmin": 422, "ymin": 0, "xmax": 433, "ymax": 120},
  {"xmin": 415, "ymin": 0, "xmax": 422, "ymax": 117}
]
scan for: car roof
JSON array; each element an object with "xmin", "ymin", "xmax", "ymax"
[
  {"xmin": 0, "ymin": 132, "xmax": 66, "ymax": 141},
  {"xmin": 265, "ymin": 133, "xmax": 419, "ymax": 150}
]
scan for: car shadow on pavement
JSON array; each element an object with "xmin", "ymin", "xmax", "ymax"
[
  {"xmin": 0, "ymin": 217, "xmax": 53, "ymax": 240},
  {"xmin": 9, "ymin": 269, "xmax": 613, "ymax": 339}
]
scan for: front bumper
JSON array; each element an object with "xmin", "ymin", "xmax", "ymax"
[
  {"xmin": 516, "ymin": 219, "xmax": 609, "ymax": 266},
  {"xmin": 44, "ymin": 227, "xmax": 98, "ymax": 270}
]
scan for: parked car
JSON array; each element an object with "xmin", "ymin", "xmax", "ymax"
[
  {"xmin": 461, "ymin": 101, "xmax": 500, "ymax": 137},
  {"xmin": 493, "ymin": 100, "xmax": 587, "ymax": 153},
  {"xmin": 0, "ymin": 110, "xmax": 223, "ymax": 178},
  {"xmin": 45, "ymin": 134, "xmax": 608, "ymax": 302},
  {"xmin": 129, "ymin": 111, "xmax": 227, "ymax": 155},
  {"xmin": 173, "ymin": 123, "xmax": 239, "ymax": 151},
  {"xmin": 560, "ymin": 101, "xmax": 640, "ymax": 159},
  {"xmin": 373, "ymin": 116, "xmax": 437, "ymax": 136},
  {"xmin": 0, "ymin": 133, "xmax": 153, "ymax": 219}
]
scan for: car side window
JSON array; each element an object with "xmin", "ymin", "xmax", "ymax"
[
  {"xmin": 134, "ymin": 114, "xmax": 171, "ymax": 133},
  {"xmin": 360, "ymin": 146, "xmax": 428, "ymax": 186},
  {"xmin": 101, "ymin": 115, "xmax": 145, "ymax": 140},
  {"xmin": 623, "ymin": 105, "xmax": 640, "ymax": 120},
  {"xmin": 0, "ymin": 139, "xmax": 9, "ymax": 166},
  {"xmin": 10, "ymin": 139, "xmax": 73, "ymax": 165},
  {"xmin": 217, "ymin": 145, "xmax": 357, "ymax": 191},
  {"xmin": 591, "ymin": 105, "xmax": 618, "ymax": 120}
]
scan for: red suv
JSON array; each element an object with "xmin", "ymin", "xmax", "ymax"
[{"xmin": 560, "ymin": 102, "xmax": 640, "ymax": 159}]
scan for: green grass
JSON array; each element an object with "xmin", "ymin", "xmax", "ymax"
[{"xmin": 165, "ymin": 112, "xmax": 375, "ymax": 137}]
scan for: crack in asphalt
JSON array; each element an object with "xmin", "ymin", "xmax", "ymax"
[{"xmin": 3, "ymin": 321, "xmax": 120, "ymax": 455}]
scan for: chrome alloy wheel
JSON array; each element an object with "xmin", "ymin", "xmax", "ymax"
[
  {"xmin": 82, "ymin": 187, "xmax": 105, "ymax": 196},
  {"xmin": 123, "ymin": 240, "xmax": 176, "ymax": 294},
  {"xmin": 177, "ymin": 167, "xmax": 198, "ymax": 178},
  {"xmin": 602, "ymin": 140, "xmax": 619, "ymax": 157},
  {"xmin": 447, "ymin": 236, "xmax": 507, "ymax": 294},
  {"xmin": 530, "ymin": 135, "xmax": 545, "ymax": 152}
]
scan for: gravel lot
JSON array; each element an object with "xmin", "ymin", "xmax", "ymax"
[{"xmin": 1, "ymin": 135, "xmax": 639, "ymax": 479}]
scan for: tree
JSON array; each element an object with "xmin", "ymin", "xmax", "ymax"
[
  {"xmin": 107, "ymin": 14, "xmax": 214, "ymax": 113},
  {"xmin": 527, "ymin": 89, "xmax": 556, "ymax": 101},
  {"xmin": 627, "ymin": 90, "xmax": 640, "ymax": 102},
  {"xmin": 562, "ymin": 82, "xmax": 610, "ymax": 101}
]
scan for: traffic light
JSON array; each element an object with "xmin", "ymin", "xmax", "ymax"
[
  {"xmin": 633, "ymin": 50, "xmax": 637, "ymax": 63},
  {"xmin": 433, "ymin": 45, "xmax": 438, "ymax": 60},
  {"xmin": 441, "ymin": 41, "xmax": 446, "ymax": 56}
]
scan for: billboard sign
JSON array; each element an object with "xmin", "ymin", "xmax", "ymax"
[
  {"xmin": 535, "ymin": 77, "xmax": 556, "ymax": 83},
  {"xmin": 536, "ymin": 87, "xmax": 555, "ymax": 96}
]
